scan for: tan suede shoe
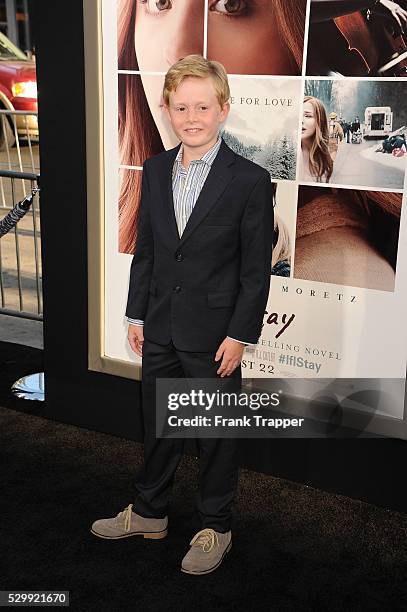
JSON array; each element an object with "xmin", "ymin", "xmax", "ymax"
[
  {"xmin": 90, "ymin": 503, "xmax": 168, "ymax": 540},
  {"xmin": 181, "ymin": 528, "xmax": 232, "ymax": 575}
]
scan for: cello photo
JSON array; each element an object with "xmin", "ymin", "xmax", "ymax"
[{"xmin": 306, "ymin": 0, "xmax": 407, "ymax": 76}]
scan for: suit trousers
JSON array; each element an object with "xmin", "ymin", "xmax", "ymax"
[{"xmin": 133, "ymin": 337, "xmax": 242, "ymax": 533}]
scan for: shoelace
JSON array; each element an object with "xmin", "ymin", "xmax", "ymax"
[
  {"xmin": 116, "ymin": 503, "xmax": 134, "ymax": 533},
  {"xmin": 190, "ymin": 528, "xmax": 219, "ymax": 553}
]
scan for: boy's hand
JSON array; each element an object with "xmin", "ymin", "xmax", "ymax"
[
  {"xmin": 215, "ymin": 337, "xmax": 245, "ymax": 377},
  {"xmin": 128, "ymin": 324, "xmax": 144, "ymax": 357}
]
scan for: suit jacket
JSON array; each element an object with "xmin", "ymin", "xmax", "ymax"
[{"xmin": 125, "ymin": 138, "xmax": 274, "ymax": 352}]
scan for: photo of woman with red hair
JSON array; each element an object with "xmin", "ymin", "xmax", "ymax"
[{"xmin": 117, "ymin": 0, "xmax": 307, "ymax": 253}]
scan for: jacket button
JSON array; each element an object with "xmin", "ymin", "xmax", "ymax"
[
  {"xmin": 175, "ymin": 253, "xmax": 183, "ymax": 261},
  {"xmin": 173, "ymin": 285, "xmax": 181, "ymax": 292}
]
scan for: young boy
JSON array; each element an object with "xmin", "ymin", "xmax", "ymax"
[{"xmin": 91, "ymin": 55, "xmax": 274, "ymax": 575}]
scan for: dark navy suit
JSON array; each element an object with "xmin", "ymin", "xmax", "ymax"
[{"xmin": 125, "ymin": 138, "xmax": 274, "ymax": 532}]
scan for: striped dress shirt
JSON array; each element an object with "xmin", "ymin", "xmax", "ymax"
[
  {"xmin": 172, "ymin": 135, "xmax": 222, "ymax": 238},
  {"xmin": 127, "ymin": 136, "xmax": 255, "ymax": 346}
]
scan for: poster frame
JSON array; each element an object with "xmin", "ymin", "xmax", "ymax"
[
  {"xmin": 82, "ymin": 0, "xmax": 407, "ymax": 439},
  {"xmin": 84, "ymin": 0, "xmax": 142, "ymax": 381}
]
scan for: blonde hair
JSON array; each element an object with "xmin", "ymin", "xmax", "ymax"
[
  {"xmin": 303, "ymin": 96, "xmax": 333, "ymax": 182},
  {"xmin": 272, "ymin": 215, "xmax": 291, "ymax": 268},
  {"xmin": 163, "ymin": 55, "xmax": 230, "ymax": 107}
]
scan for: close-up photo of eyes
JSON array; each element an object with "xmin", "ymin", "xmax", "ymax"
[{"xmin": 119, "ymin": 0, "xmax": 307, "ymax": 75}]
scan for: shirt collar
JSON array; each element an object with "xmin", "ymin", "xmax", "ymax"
[{"xmin": 174, "ymin": 135, "xmax": 222, "ymax": 169}]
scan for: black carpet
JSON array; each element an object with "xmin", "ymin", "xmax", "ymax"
[{"xmin": 1, "ymin": 342, "xmax": 407, "ymax": 611}]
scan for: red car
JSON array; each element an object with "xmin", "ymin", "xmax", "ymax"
[{"xmin": 0, "ymin": 31, "xmax": 38, "ymax": 150}]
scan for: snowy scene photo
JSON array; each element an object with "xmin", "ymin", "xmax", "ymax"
[
  {"xmin": 223, "ymin": 78, "xmax": 301, "ymax": 181},
  {"xmin": 301, "ymin": 80, "xmax": 407, "ymax": 190}
]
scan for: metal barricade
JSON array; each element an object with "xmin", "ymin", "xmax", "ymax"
[{"xmin": 0, "ymin": 109, "xmax": 41, "ymax": 322}]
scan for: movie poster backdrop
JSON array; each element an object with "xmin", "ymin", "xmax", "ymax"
[{"xmin": 100, "ymin": 0, "xmax": 407, "ymax": 419}]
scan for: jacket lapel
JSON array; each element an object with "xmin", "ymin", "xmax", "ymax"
[
  {"xmin": 179, "ymin": 140, "xmax": 236, "ymax": 246},
  {"xmin": 159, "ymin": 138, "xmax": 236, "ymax": 247},
  {"xmin": 159, "ymin": 142, "xmax": 182, "ymax": 244}
]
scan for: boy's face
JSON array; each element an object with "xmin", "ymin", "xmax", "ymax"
[{"xmin": 164, "ymin": 76, "xmax": 230, "ymax": 152}]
